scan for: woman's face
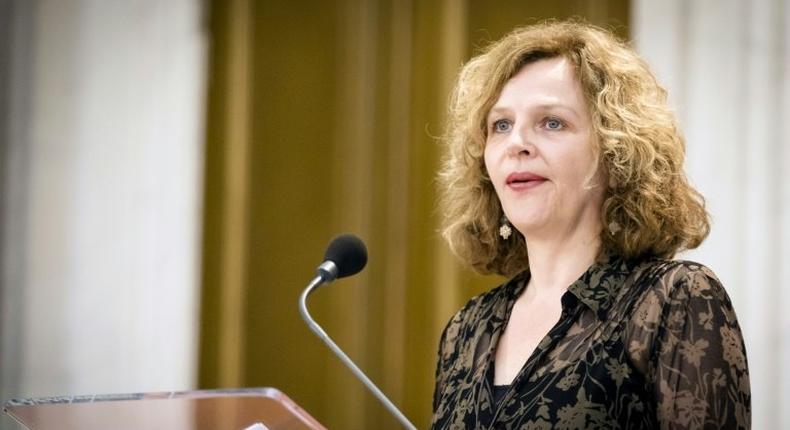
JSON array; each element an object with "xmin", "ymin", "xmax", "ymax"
[{"xmin": 484, "ymin": 57, "xmax": 605, "ymax": 239}]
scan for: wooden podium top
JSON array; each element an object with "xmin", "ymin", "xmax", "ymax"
[{"xmin": 4, "ymin": 387, "xmax": 325, "ymax": 430}]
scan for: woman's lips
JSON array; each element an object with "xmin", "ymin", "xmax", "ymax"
[{"xmin": 506, "ymin": 172, "xmax": 548, "ymax": 191}]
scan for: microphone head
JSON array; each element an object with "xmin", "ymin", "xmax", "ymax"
[{"xmin": 323, "ymin": 234, "xmax": 368, "ymax": 279}]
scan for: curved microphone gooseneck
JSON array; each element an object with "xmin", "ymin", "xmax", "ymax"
[{"xmin": 298, "ymin": 234, "xmax": 417, "ymax": 430}]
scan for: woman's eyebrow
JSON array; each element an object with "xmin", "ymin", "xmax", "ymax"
[
  {"xmin": 487, "ymin": 106, "xmax": 511, "ymax": 118},
  {"xmin": 534, "ymin": 103, "xmax": 581, "ymax": 118},
  {"xmin": 488, "ymin": 103, "xmax": 581, "ymax": 120}
]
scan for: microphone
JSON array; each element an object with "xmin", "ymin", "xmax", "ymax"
[
  {"xmin": 315, "ymin": 233, "xmax": 368, "ymax": 282},
  {"xmin": 298, "ymin": 234, "xmax": 417, "ymax": 430}
]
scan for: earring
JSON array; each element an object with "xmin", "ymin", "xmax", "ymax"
[
  {"xmin": 608, "ymin": 221, "xmax": 621, "ymax": 235},
  {"xmin": 499, "ymin": 216, "xmax": 512, "ymax": 239}
]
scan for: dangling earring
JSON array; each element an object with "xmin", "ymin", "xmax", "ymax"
[{"xmin": 499, "ymin": 215, "xmax": 512, "ymax": 239}]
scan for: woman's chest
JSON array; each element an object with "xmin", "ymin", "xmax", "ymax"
[
  {"xmin": 435, "ymin": 318, "xmax": 656, "ymax": 429},
  {"xmin": 494, "ymin": 297, "xmax": 563, "ymax": 385}
]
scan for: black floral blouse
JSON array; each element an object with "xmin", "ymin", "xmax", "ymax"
[{"xmin": 431, "ymin": 255, "xmax": 751, "ymax": 429}]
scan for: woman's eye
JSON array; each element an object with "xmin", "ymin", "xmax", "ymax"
[
  {"xmin": 492, "ymin": 119, "xmax": 511, "ymax": 133},
  {"xmin": 544, "ymin": 118, "xmax": 564, "ymax": 130}
]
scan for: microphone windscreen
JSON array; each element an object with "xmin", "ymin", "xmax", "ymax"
[{"xmin": 323, "ymin": 234, "xmax": 368, "ymax": 278}]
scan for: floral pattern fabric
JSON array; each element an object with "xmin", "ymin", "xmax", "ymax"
[{"xmin": 431, "ymin": 256, "xmax": 750, "ymax": 429}]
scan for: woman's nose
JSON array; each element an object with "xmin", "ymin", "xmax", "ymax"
[{"xmin": 506, "ymin": 125, "xmax": 534, "ymax": 156}]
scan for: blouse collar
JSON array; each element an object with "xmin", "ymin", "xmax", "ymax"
[
  {"xmin": 567, "ymin": 253, "xmax": 631, "ymax": 320},
  {"xmin": 506, "ymin": 252, "xmax": 632, "ymax": 321}
]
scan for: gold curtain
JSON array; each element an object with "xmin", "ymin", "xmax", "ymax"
[{"xmin": 198, "ymin": 1, "xmax": 629, "ymax": 428}]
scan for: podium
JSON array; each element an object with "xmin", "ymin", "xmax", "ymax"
[{"xmin": 3, "ymin": 387, "xmax": 325, "ymax": 430}]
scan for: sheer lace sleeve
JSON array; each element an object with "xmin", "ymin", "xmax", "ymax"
[
  {"xmin": 650, "ymin": 265, "xmax": 751, "ymax": 429},
  {"xmin": 433, "ymin": 310, "xmax": 462, "ymax": 414}
]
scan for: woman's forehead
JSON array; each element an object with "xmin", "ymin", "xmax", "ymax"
[{"xmin": 490, "ymin": 57, "xmax": 587, "ymax": 116}]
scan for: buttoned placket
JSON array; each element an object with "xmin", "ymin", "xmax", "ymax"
[{"xmin": 485, "ymin": 291, "xmax": 583, "ymax": 429}]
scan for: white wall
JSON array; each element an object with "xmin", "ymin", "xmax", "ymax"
[
  {"xmin": 633, "ymin": 1, "xmax": 790, "ymax": 428},
  {"xmin": 0, "ymin": 0, "xmax": 207, "ymax": 415}
]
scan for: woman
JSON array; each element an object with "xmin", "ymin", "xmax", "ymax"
[{"xmin": 433, "ymin": 21, "xmax": 750, "ymax": 429}]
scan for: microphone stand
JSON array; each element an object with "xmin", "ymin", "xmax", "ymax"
[{"xmin": 298, "ymin": 262, "xmax": 418, "ymax": 430}]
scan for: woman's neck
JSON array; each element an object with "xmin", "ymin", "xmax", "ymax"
[{"xmin": 522, "ymin": 227, "xmax": 602, "ymax": 298}]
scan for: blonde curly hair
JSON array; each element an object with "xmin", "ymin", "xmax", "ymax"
[{"xmin": 438, "ymin": 20, "xmax": 710, "ymax": 277}]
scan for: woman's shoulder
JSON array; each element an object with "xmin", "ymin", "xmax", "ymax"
[
  {"xmin": 458, "ymin": 271, "xmax": 526, "ymax": 315},
  {"xmin": 441, "ymin": 271, "xmax": 527, "ymax": 335},
  {"xmin": 621, "ymin": 258, "xmax": 738, "ymax": 334},
  {"xmin": 622, "ymin": 257, "xmax": 744, "ymax": 378},
  {"xmin": 633, "ymin": 257, "xmax": 715, "ymax": 279},
  {"xmin": 631, "ymin": 257, "xmax": 729, "ymax": 302}
]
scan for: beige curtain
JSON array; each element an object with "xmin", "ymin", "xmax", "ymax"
[{"xmin": 198, "ymin": 1, "xmax": 629, "ymax": 428}]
